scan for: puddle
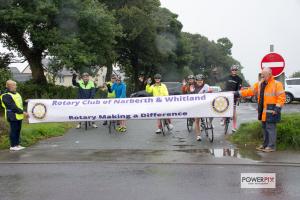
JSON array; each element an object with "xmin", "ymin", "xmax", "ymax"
[
  {"xmin": 176, "ymin": 148, "xmax": 262, "ymax": 161},
  {"xmin": 209, "ymin": 148, "xmax": 241, "ymax": 158}
]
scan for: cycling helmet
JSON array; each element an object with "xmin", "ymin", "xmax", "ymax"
[
  {"xmin": 154, "ymin": 73, "xmax": 162, "ymax": 79},
  {"xmin": 195, "ymin": 74, "xmax": 204, "ymax": 81},
  {"xmin": 111, "ymin": 74, "xmax": 116, "ymax": 79},
  {"xmin": 82, "ymin": 72, "xmax": 89, "ymax": 77},
  {"xmin": 187, "ymin": 75, "xmax": 195, "ymax": 80},
  {"xmin": 116, "ymin": 75, "xmax": 122, "ymax": 80},
  {"xmin": 139, "ymin": 71, "xmax": 145, "ymax": 77},
  {"xmin": 231, "ymin": 65, "xmax": 239, "ymax": 71}
]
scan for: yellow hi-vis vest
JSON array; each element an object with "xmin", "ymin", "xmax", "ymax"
[
  {"xmin": 0, "ymin": 92, "xmax": 24, "ymax": 120},
  {"xmin": 106, "ymin": 81, "xmax": 116, "ymax": 98}
]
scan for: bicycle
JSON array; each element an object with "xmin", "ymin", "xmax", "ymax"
[
  {"xmin": 84, "ymin": 121, "xmax": 91, "ymax": 131},
  {"xmin": 160, "ymin": 119, "xmax": 171, "ymax": 136},
  {"xmin": 201, "ymin": 118, "xmax": 214, "ymax": 142},
  {"xmin": 186, "ymin": 118, "xmax": 194, "ymax": 133},
  {"xmin": 223, "ymin": 117, "xmax": 232, "ymax": 135}
]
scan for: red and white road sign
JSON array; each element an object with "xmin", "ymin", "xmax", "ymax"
[{"xmin": 261, "ymin": 53, "xmax": 285, "ymax": 77}]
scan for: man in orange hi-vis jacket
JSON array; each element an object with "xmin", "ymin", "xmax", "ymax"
[{"xmin": 235, "ymin": 67, "xmax": 286, "ymax": 152}]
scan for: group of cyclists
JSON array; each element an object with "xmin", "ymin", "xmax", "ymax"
[{"xmin": 72, "ymin": 64, "xmax": 243, "ymax": 141}]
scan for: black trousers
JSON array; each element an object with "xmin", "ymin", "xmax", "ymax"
[{"xmin": 9, "ymin": 120, "xmax": 22, "ymax": 147}]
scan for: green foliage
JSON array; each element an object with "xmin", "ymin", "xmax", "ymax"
[
  {"xmin": 0, "ymin": 119, "xmax": 73, "ymax": 149},
  {"xmin": 290, "ymin": 71, "xmax": 300, "ymax": 78},
  {"xmin": 0, "ymin": 0, "xmax": 120, "ymax": 83},
  {"xmin": 217, "ymin": 37, "xmax": 233, "ymax": 55},
  {"xmin": 17, "ymin": 81, "xmax": 77, "ymax": 100},
  {"xmin": 0, "ymin": 68, "xmax": 11, "ymax": 91},
  {"xmin": 181, "ymin": 66, "xmax": 194, "ymax": 79},
  {"xmin": 230, "ymin": 113, "xmax": 300, "ymax": 150}
]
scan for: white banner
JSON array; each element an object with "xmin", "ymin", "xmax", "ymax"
[{"xmin": 28, "ymin": 92, "xmax": 234, "ymax": 123}]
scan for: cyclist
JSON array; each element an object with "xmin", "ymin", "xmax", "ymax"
[
  {"xmin": 72, "ymin": 72, "xmax": 97, "ymax": 129},
  {"xmin": 182, "ymin": 75, "xmax": 195, "ymax": 94},
  {"xmin": 107, "ymin": 75, "xmax": 127, "ymax": 132},
  {"xmin": 101, "ymin": 74, "xmax": 116, "ymax": 125},
  {"xmin": 146, "ymin": 73, "xmax": 174, "ymax": 134},
  {"xmin": 192, "ymin": 74, "xmax": 212, "ymax": 141},
  {"xmin": 220, "ymin": 65, "xmax": 242, "ymax": 132}
]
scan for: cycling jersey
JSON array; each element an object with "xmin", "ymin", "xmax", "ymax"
[
  {"xmin": 225, "ymin": 75, "xmax": 242, "ymax": 92},
  {"xmin": 193, "ymin": 84, "xmax": 211, "ymax": 94},
  {"xmin": 182, "ymin": 84, "xmax": 195, "ymax": 94},
  {"xmin": 146, "ymin": 83, "xmax": 169, "ymax": 96}
]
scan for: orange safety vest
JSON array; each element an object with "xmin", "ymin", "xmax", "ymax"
[{"xmin": 240, "ymin": 76, "xmax": 286, "ymax": 122}]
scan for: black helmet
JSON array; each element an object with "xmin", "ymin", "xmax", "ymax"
[
  {"xmin": 187, "ymin": 75, "xmax": 195, "ymax": 80},
  {"xmin": 195, "ymin": 74, "xmax": 204, "ymax": 81},
  {"xmin": 154, "ymin": 73, "xmax": 162, "ymax": 79},
  {"xmin": 231, "ymin": 65, "xmax": 239, "ymax": 71},
  {"xmin": 111, "ymin": 74, "xmax": 116, "ymax": 78},
  {"xmin": 82, "ymin": 72, "xmax": 89, "ymax": 77},
  {"xmin": 139, "ymin": 71, "xmax": 145, "ymax": 76}
]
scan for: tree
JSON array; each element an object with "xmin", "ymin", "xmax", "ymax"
[
  {"xmin": 0, "ymin": 53, "xmax": 12, "ymax": 69},
  {"xmin": 217, "ymin": 37, "xmax": 233, "ymax": 55},
  {"xmin": 290, "ymin": 71, "xmax": 300, "ymax": 78},
  {"xmin": 100, "ymin": 0, "xmax": 186, "ymax": 87},
  {"xmin": 0, "ymin": 0, "xmax": 120, "ymax": 84}
]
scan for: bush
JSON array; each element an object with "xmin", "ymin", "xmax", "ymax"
[
  {"xmin": 17, "ymin": 81, "xmax": 78, "ymax": 100},
  {"xmin": 229, "ymin": 113, "xmax": 300, "ymax": 150}
]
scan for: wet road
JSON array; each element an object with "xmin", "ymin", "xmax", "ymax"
[
  {"xmin": 0, "ymin": 103, "xmax": 299, "ymax": 200},
  {"xmin": 0, "ymin": 163, "xmax": 299, "ymax": 200}
]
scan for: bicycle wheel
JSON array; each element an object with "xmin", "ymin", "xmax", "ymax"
[
  {"xmin": 187, "ymin": 118, "xmax": 193, "ymax": 133},
  {"xmin": 224, "ymin": 118, "xmax": 230, "ymax": 135},
  {"xmin": 201, "ymin": 118, "xmax": 208, "ymax": 136},
  {"xmin": 85, "ymin": 121, "xmax": 88, "ymax": 131},
  {"xmin": 160, "ymin": 119, "xmax": 166, "ymax": 136},
  {"xmin": 108, "ymin": 121, "xmax": 112, "ymax": 134},
  {"xmin": 205, "ymin": 118, "xmax": 214, "ymax": 143}
]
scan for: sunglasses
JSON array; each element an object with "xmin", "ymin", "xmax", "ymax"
[{"xmin": 231, "ymin": 69, "xmax": 238, "ymax": 71}]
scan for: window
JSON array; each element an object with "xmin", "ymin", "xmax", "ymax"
[
  {"xmin": 286, "ymin": 79, "xmax": 300, "ymax": 85},
  {"xmin": 59, "ymin": 76, "xmax": 64, "ymax": 84}
]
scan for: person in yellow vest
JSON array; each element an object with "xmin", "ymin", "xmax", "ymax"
[
  {"xmin": 236, "ymin": 67, "xmax": 286, "ymax": 152},
  {"xmin": 1, "ymin": 80, "xmax": 28, "ymax": 151},
  {"xmin": 101, "ymin": 74, "xmax": 116, "ymax": 125},
  {"xmin": 72, "ymin": 72, "xmax": 97, "ymax": 129},
  {"xmin": 146, "ymin": 73, "xmax": 174, "ymax": 134}
]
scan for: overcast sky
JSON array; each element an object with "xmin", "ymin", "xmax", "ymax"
[{"xmin": 160, "ymin": 0, "xmax": 300, "ymax": 84}]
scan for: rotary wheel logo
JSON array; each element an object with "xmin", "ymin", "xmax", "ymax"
[
  {"xmin": 212, "ymin": 96, "xmax": 229, "ymax": 113},
  {"xmin": 32, "ymin": 103, "xmax": 47, "ymax": 119}
]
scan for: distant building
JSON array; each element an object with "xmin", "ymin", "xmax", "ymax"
[
  {"xmin": 9, "ymin": 67, "xmax": 32, "ymax": 82},
  {"xmin": 12, "ymin": 59, "xmax": 108, "ymax": 87}
]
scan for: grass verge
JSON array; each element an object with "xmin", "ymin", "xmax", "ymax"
[
  {"xmin": 229, "ymin": 113, "xmax": 300, "ymax": 150},
  {"xmin": 0, "ymin": 118, "xmax": 73, "ymax": 149}
]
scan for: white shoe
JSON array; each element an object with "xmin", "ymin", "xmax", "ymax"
[
  {"xmin": 92, "ymin": 124, "xmax": 98, "ymax": 128},
  {"xmin": 155, "ymin": 129, "xmax": 162, "ymax": 134},
  {"xmin": 220, "ymin": 120, "xmax": 225, "ymax": 126},
  {"xmin": 76, "ymin": 124, "xmax": 81, "ymax": 129},
  {"xmin": 10, "ymin": 146, "xmax": 22, "ymax": 151},
  {"xmin": 232, "ymin": 128, "xmax": 237, "ymax": 133},
  {"xmin": 167, "ymin": 124, "xmax": 174, "ymax": 130},
  {"xmin": 17, "ymin": 145, "xmax": 26, "ymax": 150},
  {"xmin": 196, "ymin": 136, "xmax": 202, "ymax": 141}
]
